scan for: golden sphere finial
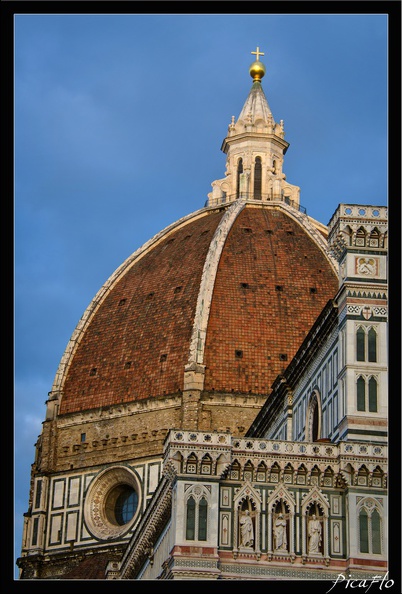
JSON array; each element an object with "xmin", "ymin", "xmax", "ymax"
[{"xmin": 249, "ymin": 46, "xmax": 266, "ymax": 82}]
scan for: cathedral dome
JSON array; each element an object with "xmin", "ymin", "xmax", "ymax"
[
  {"xmin": 55, "ymin": 201, "xmax": 338, "ymax": 419},
  {"xmin": 18, "ymin": 47, "xmax": 388, "ymax": 584},
  {"xmin": 47, "ymin": 49, "xmax": 339, "ymax": 440}
]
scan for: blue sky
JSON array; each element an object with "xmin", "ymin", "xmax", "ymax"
[{"xmin": 14, "ymin": 13, "xmax": 388, "ymax": 578}]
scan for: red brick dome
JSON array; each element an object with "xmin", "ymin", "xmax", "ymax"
[
  {"xmin": 52, "ymin": 53, "xmax": 340, "ymax": 426},
  {"xmin": 56, "ymin": 202, "xmax": 338, "ymax": 416}
]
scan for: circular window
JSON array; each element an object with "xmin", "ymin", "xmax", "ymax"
[
  {"xmin": 105, "ymin": 484, "xmax": 138, "ymax": 526},
  {"xmin": 84, "ymin": 466, "xmax": 140, "ymax": 540}
]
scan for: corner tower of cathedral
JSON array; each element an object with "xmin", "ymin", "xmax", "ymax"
[{"xmin": 18, "ymin": 49, "xmax": 343, "ymax": 580}]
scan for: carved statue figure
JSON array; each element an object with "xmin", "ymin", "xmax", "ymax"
[
  {"xmin": 239, "ymin": 510, "xmax": 254, "ymax": 547},
  {"xmin": 274, "ymin": 513, "xmax": 287, "ymax": 551},
  {"xmin": 308, "ymin": 514, "xmax": 322, "ymax": 553}
]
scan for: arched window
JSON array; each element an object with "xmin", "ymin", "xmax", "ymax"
[
  {"xmin": 357, "ymin": 376, "xmax": 366, "ymax": 411},
  {"xmin": 236, "ymin": 158, "xmax": 243, "ymax": 199},
  {"xmin": 356, "ymin": 326, "xmax": 378, "ymax": 363},
  {"xmin": 358, "ymin": 500, "xmax": 382, "ymax": 555},
  {"xmin": 186, "ymin": 496, "xmax": 196, "ymax": 540},
  {"xmin": 359, "ymin": 508, "xmax": 369, "ymax": 552},
  {"xmin": 368, "ymin": 376, "xmax": 378, "ymax": 412},
  {"xmin": 185, "ymin": 490, "xmax": 209, "ymax": 541},
  {"xmin": 371, "ymin": 509, "xmax": 381, "ymax": 554},
  {"xmin": 254, "ymin": 156, "xmax": 262, "ymax": 199},
  {"xmin": 356, "ymin": 376, "xmax": 378, "ymax": 413},
  {"xmin": 312, "ymin": 404, "xmax": 319, "ymax": 441},
  {"xmin": 198, "ymin": 498, "xmax": 208, "ymax": 541},
  {"xmin": 356, "ymin": 327, "xmax": 365, "ymax": 361},
  {"xmin": 368, "ymin": 328, "xmax": 377, "ymax": 362}
]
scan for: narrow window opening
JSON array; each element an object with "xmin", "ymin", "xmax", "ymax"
[
  {"xmin": 254, "ymin": 156, "xmax": 262, "ymax": 199},
  {"xmin": 198, "ymin": 498, "xmax": 208, "ymax": 541},
  {"xmin": 371, "ymin": 509, "xmax": 381, "ymax": 554},
  {"xmin": 368, "ymin": 377, "xmax": 378, "ymax": 412},
  {"xmin": 235, "ymin": 350, "xmax": 243, "ymax": 359},
  {"xmin": 310, "ymin": 287, "xmax": 317, "ymax": 294},
  {"xmin": 160, "ymin": 354, "xmax": 168, "ymax": 362},
  {"xmin": 359, "ymin": 509, "xmax": 369, "ymax": 553},
  {"xmin": 186, "ymin": 497, "xmax": 196, "ymax": 540},
  {"xmin": 32, "ymin": 517, "xmax": 39, "ymax": 546},
  {"xmin": 35, "ymin": 480, "xmax": 42, "ymax": 509},
  {"xmin": 368, "ymin": 328, "xmax": 377, "ymax": 362},
  {"xmin": 312, "ymin": 405, "xmax": 319, "ymax": 442},
  {"xmin": 276, "ymin": 285, "xmax": 283, "ymax": 292},
  {"xmin": 80, "ymin": 433, "xmax": 86, "ymax": 443},
  {"xmin": 236, "ymin": 158, "xmax": 243, "ymax": 199},
  {"xmin": 356, "ymin": 328, "xmax": 365, "ymax": 361},
  {"xmin": 90, "ymin": 368, "xmax": 97, "ymax": 377},
  {"xmin": 357, "ymin": 376, "xmax": 366, "ymax": 411}
]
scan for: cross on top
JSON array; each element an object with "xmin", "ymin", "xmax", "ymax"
[{"xmin": 251, "ymin": 46, "xmax": 265, "ymax": 61}]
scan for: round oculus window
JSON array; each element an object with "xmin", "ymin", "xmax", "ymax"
[
  {"xmin": 84, "ymin": 466, "xmax": 140, "ymax": 540},
  {"xmin": 105, "ymin": 484, "xmax": 138, "ymax": 526}
]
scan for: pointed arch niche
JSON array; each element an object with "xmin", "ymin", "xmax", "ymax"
[
  {"xmin": 233, "ymin": 482, "xmax": 262, "ymax": 556},
  {"xmin": 306, "ymin": 389, "xmax": 322, "ymax": 442},
  {"xmin": 267, "ymin": 484, "xmax": 296, "ymax": 558},
  {"xmin": 301, "ymin": 487, "xmax": 330, "ymax": 561}
]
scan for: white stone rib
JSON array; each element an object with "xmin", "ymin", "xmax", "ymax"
[{"xmin": 187, "ymin": 198, "xmax": 246, "ymax": 368}]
